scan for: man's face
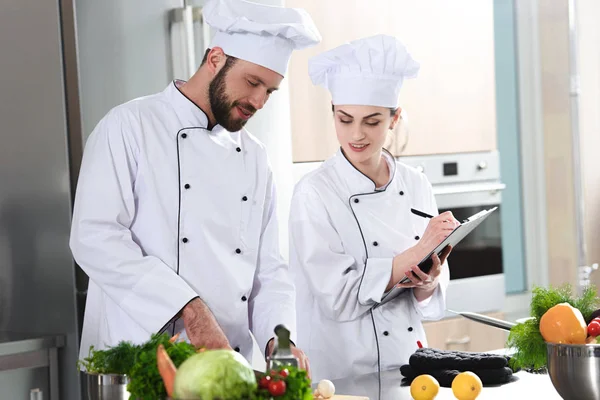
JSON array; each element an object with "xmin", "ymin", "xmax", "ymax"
[{"xmin": 209, "ymin": 58, "xmax": 283, "ymax": 132}]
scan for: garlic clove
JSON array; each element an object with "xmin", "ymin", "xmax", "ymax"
[{"xmin": 317, "ymin": 379, "xmax": 335, "ymax": 398}]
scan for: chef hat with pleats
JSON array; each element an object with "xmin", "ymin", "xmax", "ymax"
[
  {"xmin": 308, "ymin": 34, "xmax": 420, "ymax": 108},
  {"xmin": 202, "ymin": 0, "xmax": 321, "ymax": 76}
]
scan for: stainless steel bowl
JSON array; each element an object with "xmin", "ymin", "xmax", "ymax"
[
  {"xmin": 547, "ymin": 342, "xmax": 600, "ymax": 400},
  {"xmin": 82, "ymin": 372, "xmax": 130, "ymax": 400}
]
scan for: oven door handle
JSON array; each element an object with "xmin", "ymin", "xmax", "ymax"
[{"xmin": 432, "ymin": 182, "xmax": 506, "ymax": 196}]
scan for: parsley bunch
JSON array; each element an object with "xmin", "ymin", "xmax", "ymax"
[{"xmin": 127, "ymin": 333, "xmax": 197, "ymax": 400}]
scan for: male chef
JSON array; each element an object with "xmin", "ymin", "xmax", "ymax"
[{"xmin": 70, "ymin": 0, "xmax": 321, "ymax": 372}]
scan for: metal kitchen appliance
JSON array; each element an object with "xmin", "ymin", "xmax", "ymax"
[
  {"xmin": 400, "ymin": 151, "xmax": 507, "ymax": 315},
  {"xmin": 266, "ymin": 324, "xmax": 298, "ymax": 370},
  {"xmin": 82, "ymin": 373, "xmax": 130, "ymax": 400}
]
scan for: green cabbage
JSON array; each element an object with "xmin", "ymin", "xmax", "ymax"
[{"xmin": 173, "ymin": 349, "xmax": 257, "ymax": 400}]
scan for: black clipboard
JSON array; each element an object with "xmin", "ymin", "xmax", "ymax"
[{"xmin": 377, "ymin": 207, "xmax": 498, "ymax": 306}]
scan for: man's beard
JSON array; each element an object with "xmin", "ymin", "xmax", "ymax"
[{"xmin": 208, "ymin": 66, "xmax": 256, "ymax": 132}]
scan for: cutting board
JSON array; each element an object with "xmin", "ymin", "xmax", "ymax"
[{"xmin": 325, "ymin": 396, "xmax": 369, "ymax": 400}]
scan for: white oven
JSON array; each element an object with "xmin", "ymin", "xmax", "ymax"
[{"xmin": 399, "ymin": 151, "xmax": 506, "ymax": 315}]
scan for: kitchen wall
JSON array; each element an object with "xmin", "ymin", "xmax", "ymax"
[
  {"xmin": 576, "ymin": 0, "xmax": 600, "ymax": 288},
  {"xmin": 514, "ymin": 0, "xmax": 600, "ymax": 292},
  {"xmin": 538, "ymin": 0, "xmax": 580, "ymax": 289}
]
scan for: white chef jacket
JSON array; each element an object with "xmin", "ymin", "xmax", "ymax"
[
  {"xmin": 289, "ymin": 148, "xmax": 449, "ymax": 382},
  {"xmin": 71, "ymin": 81, "xmax": 295, "ymax": 363}
]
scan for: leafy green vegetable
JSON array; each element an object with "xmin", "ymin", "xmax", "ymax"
[
  {"xmin": 506, "ymin": 318, "xmax": 547, "ymax": 370},
  {"xmin": 77, "ymin": 333, "xmax": 315, "ymax": 400},
  {"xmin": 530, "ymin": 284, "xmax": 599, "ymax": 322},
  {"xmin": 77, "ymin": 341, "xmax": 138, "ymax": 375},
  {"xmin": 127, "ymin": 333, "xmax": 197, "ymax": 400},
  {"xmin": 252, "ymin": 365, "xmax": 312, "ymax": 400},
  {"xmin": 174, "ymin": 349, "xmax": 257, "ymax": 400},
  {"xmin": 507, "ymin": 284, "xmax": 600, "ymax": 370}
]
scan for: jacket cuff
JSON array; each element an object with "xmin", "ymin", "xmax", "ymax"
[{"xmin": 358, "ymin": 258, "xmax": 394, "ymax": 305}]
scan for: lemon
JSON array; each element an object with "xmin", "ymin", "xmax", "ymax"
[
  {"xmin": 451, "ymin": 371, "xmax": 482, "ymax": 400},
  {"xmin": 410, "ymin": 374, "xmax": 440, "ymax": 400}
]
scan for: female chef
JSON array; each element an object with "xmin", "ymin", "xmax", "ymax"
[{"xmin": 289, "ymin": 34, "xmax": 460, "ymax": 382}]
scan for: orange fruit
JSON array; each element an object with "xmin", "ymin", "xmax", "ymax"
[
  {"xmin": 451, "ymin": 371, "xmax": 482, "ymax": 400},
  {"xmin": 410, "ymin": 374, "xmax": 440, "ymax": 400}
]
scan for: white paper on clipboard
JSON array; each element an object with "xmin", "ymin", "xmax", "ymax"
[{"xmin": 376, "ymin": 207, "xmax": 498, "ymax": 307}]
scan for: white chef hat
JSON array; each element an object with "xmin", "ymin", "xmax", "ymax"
[
  {"xmin": 202, "ymin": 0, "xmax": 321, "ymax": 76},
  {"xmin": 308, "ymin": 34, "xmax": 420, "ymax": 108}
]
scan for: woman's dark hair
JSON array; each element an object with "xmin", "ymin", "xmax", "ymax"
[{"xmin": 331, "ymin": 104, "xmax": 397, "ymax": 117}]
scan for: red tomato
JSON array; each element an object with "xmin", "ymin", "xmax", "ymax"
[
  {"xmin": 587, "ymin": 319, "xmax": 600, "ymax": 337},
  {"xmin": 268, "ymin": 380, "xmax": 286, "ymax": 396},
  {"xmin": 259, "ymin": 375, "xmax": 271, "ymax": 389},
  {"xmin": 279, "ymin": 368, "xmax": 289, "ymax": 378},
  {"xmin": 269, "ymin": 369, "xmax": 278, "ymax": 377}
]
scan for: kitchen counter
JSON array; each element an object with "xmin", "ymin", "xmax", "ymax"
[
  {"xmin": 0, "ymin": 331, "xmax": 65, "ymax": 400},
  {"xmin": 329, "ymin": 368, "xmax": 562, "ymax": 399}
]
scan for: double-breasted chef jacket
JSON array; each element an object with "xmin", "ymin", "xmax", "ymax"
[
  {"xmin": 70, "ymin": 80, "xmax": 296, "ymax": 363},
  {"xmin": 289, "ymin": 148, "xmax": 449, "ymax": 382}
]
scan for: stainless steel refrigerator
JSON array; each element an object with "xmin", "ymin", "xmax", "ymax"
[{"xmin": 0, "ymin": 0, "xmax": 211, "ymax": 398}]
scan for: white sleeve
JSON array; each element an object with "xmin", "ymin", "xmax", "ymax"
[
  {"xmin": 70, "ymin": 109, "xmax": 198, "ymax": 334},
  {"xmin": 411, "ymin": 178, "xmax": 449, "ymax": 320},
  {"xmin": 289, "ymin": 189, "xmax": 392, "ymax": 322},
  {"xmin": 248, "ymin": 167, "xmax": 297, "ymax": 353}
]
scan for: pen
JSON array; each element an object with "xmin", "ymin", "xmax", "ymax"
[
  {"xmin": 412, "ymin": 208, "xmax": 468, "ymax": 224},
  {"xmin": 411, "ymin": 208, "xmax": 434, "ymax": 219}
]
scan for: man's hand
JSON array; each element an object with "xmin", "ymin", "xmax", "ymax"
[
  {"xmin": 182, "ymin": 298, "xmax": 231, "ymax": 350},
  {"xmin": 266, "ymin": 340, "xmax": 311, "ymax": 378}
]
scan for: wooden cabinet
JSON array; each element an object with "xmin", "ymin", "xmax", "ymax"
[
  {"xmin": 286, "ymin": 0, "xmax": 498, "ymax": 162},
  {"xmin": 423, "ymin": 312, "xmax": 509, "ymax": 352}
]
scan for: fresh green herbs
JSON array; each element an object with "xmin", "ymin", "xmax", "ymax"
[
  {"xmin": 78, "ymin": 333, "xmax": 197, "ymax": 400},
  {"xmin": 78, "ymin": 334, "xmax": 317, "ymax": 400},
  {"xmin": 77, "ymin": 341, "xmax": 138, "ymax": 375},
  {"xmin": 507, "ymin": 284, "xmax": 600, "ymax": 370},
  {"xmin": 127, "ymin": 333, "xmax": 197, "ymax": 400},
  {"xmin": 506, "ymin": 318, "xmax": 547, "ymax": 370}
]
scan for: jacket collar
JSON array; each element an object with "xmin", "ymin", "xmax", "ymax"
[
  {"xmin": 332, "ymin": 147, "xmax": 397, "ymax": 194},
  {"xmin": 164, "ymin": 80, "xmax": 225, "ymax": 133}
]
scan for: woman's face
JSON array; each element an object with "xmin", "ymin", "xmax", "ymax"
[{"xmin": 333, "ymin": 105, "xmax": 400, "ymax": 165}]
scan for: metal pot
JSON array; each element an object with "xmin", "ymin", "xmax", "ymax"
[
  {"xmin": 547, "ymin": 342, "xmax": 600, "ymax": 400},
  {"xmin": 82, "ymin": 372, "xmax": 130, "ymax": 400}
]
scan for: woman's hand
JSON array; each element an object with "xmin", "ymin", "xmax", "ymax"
[
  {"xmin": 414, "ymin": 211, "xmax": 460, "ymax": 258},
  {"xmin": 398, "ymin": 246, "xmax": 452, "ymax": 301},
  {"xmin": 385, "ymin": 211, "xmax": 458, "ymax": 291},
  {"xmin": 396, "ymin": 246, "xmax": 452, "ymax": 289}
]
